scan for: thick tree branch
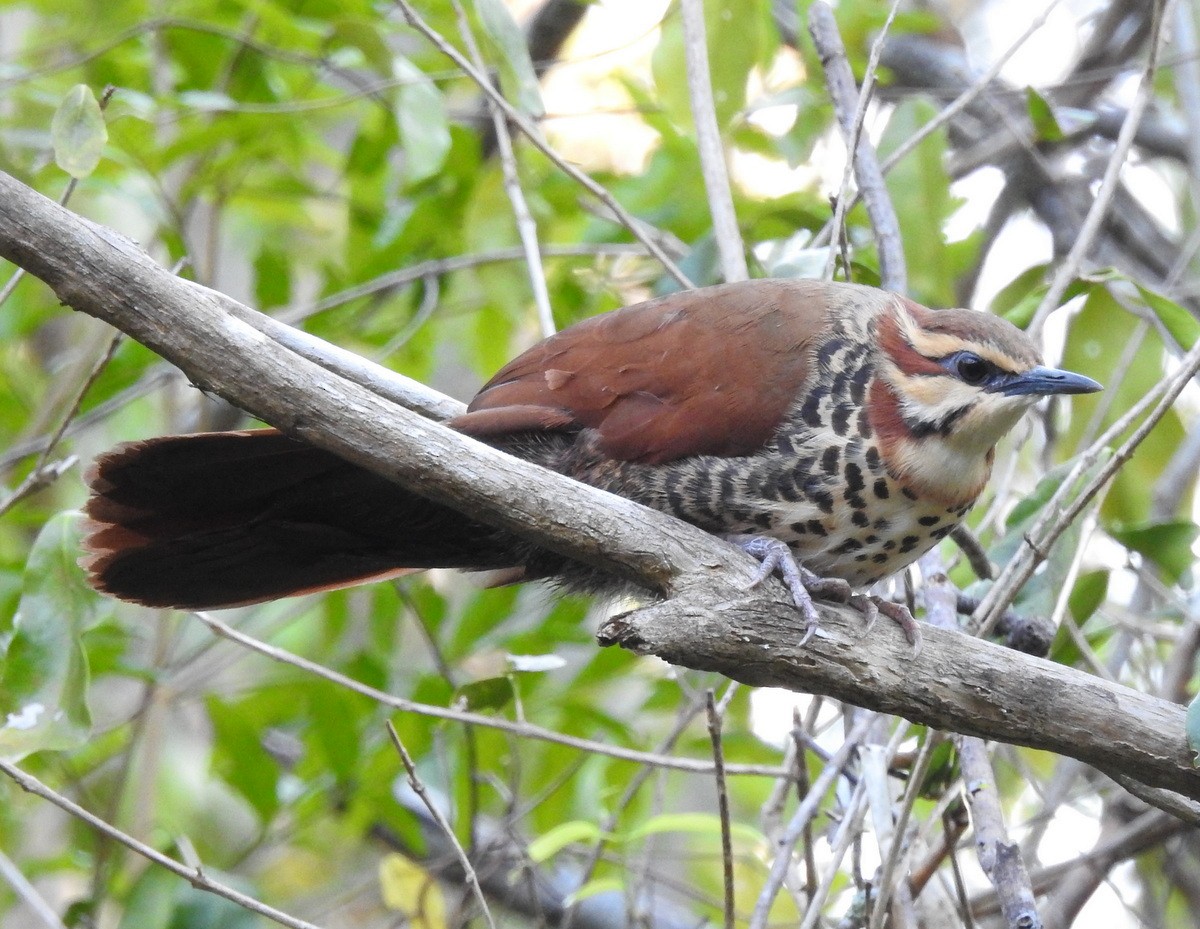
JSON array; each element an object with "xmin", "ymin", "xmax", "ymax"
[{"xmin": 0, "ymin": 170, "xmax": 1197, "ymax": 802}]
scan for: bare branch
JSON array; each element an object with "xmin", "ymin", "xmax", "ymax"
[
  {"xmin": 681, "ymin": 0, "xmax": 747, "ymax": 283},
  {"xmin": 808, "ymin": 0, "xmax": 906, "ymax": 292},
  {"xmin": 0, "ymin": 759, "xmax": 325, "ymax": 929}
]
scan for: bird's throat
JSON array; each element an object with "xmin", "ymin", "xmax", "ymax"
[{"xmin": 866, "ymin": 377, "xmax": 991, "ymax": 508}]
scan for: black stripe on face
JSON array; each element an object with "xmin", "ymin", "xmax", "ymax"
[{"xmin": 905, "ymin": 404, "xmax": 971, "ymax": 439}]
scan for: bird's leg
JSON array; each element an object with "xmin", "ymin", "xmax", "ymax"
[
  {"xmin": 731, "ymin": 535, "xmax": 828, "ymax": 645},
  {"xmin": 729, "ymin": 535, "xmax": 921, "ymax": 652}
]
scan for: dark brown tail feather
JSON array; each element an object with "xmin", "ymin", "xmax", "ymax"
[{"xmin": 82, "ymin": 430, "xmax": 520, "ymax": 609}]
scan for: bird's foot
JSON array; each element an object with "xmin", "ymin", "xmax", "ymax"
[
  {"xmin": 730, "ymin": 535, "xmax": 922, "ymax": 653},
  {"xmin": 853, "ymin": 594, "xmax": 923, "ymax": 655}
]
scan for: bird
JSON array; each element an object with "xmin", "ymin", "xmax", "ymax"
[{"xmin": 82, "ymin": 278, "xmax": 1101, "ymax": 641}]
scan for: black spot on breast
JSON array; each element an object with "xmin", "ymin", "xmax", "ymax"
[
  {"xmin": 872, "ymin": 553, "xmax": 889, "ymax": 564},
  {"xmin": 852, "ymin": 511, "xmax": 870, "ymax": 528},
  {"xmin": 810, "ymin": 489, "xmax": 834, "ymax": 514},
  {"xmin": 821, "ymin": 446, "xmax": 839, "ymax": 475},
  {"xmin": 833, "ymin": 538, "xmax": 864, "ymax": 554},
  {"xmin": 874, "ymin": 518, "xmax": 890, "ymax": 531},
  {"xmin": 932, "ymin": 525, "xmax": 955, "ymax": 540},
  {"xmin": 801, "ymin": 388, "xmax": 827, "ymax": 428},
  {"xmin": 855, "ymin": 553, "xmax": 870, "ymax": 562},
  {"xmin": 873, "ymin": 478, "xmax": 889, "ymax": 500},
  {"xmin": 775, "ymin": 469, "xmax": 804, "ymax": 502},
  {"xmin": 844, "ymin": 462, "xmax": 865, "ymax": 493},
  {"xmin": 807, "ymin": 520, "xmax": 828, "ymax": 537},
  {"xmin": 776, "ymin": 434, "xmax": 795, "ymax": 456},
  {"xmin": 832, "ymin": 405, "xmax": 851, "ymax": 436},
  {"xmin": 865, "ymin": 446, "xmax": 882, "ymax": 472},
  {"xmin": 918, "ymin": 515, "xmax": 941, "ymax": 527},
  {"xmin": 902, "ymin": 487, "xmax": 919, "ymax": 501},
  {"xmin": 883, "ymin": 540, "xmax": 895, "ymax": 550},
  {"xmin": 899, "ymin": 534, "xmax": 921, "ymax": 554},
  {"xmin": 789, "ymin": 522, "xmax": 808, "ymax": 535},
  {"xmin": 753, "ymin": 513, "xmax": 774, "ymax": 529}
]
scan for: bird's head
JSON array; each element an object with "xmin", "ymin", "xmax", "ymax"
[{"xmin": 867, "ymin": 298, "xmax": 1101, "ymax": 506}]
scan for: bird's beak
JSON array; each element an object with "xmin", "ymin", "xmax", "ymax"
[{"xmin": 999, "ymin": 365, "xmax": 1103, "ymax": 397}]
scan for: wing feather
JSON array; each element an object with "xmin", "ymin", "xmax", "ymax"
[{"xmin": 451, "ymin": 279, "xmax": 837, "ymax": 464}]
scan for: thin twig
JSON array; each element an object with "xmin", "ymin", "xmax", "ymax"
[
  {"xmin": 920, "ymin": 553, "xmax": 1041, "ymax": 927},
  {"xmin": 809, "ymin": 0, "xmax": 906, "ymax": 292},
  {"xmin": 0, "ymin": 848, "xmax": 68, "ymax": 929},
  {"xmin": 706, "ymin": 691, "xmax": 736, "ymax": 929},
  {"xmin": 680, "ymin": 0, "xmax": 747, "ymax": 283},
  {"xmin": 949, "ymin": 525, "xmax": 994, "ymax": 580},
  {"xmin": 1029, "ymin": 0, "xmax": 1175, "ymax": 334},
  {"xmin": 453, "ymin": 0, "xmax": 556, "ymax": 336},
  {"xmin": 385, "ymin": 722, "xmax": 497, "ymax": 929},
  {"xmin": 559, "ymin": 692, "xmax": 710, "ymax": 929},
  {"xmin": 189, "ymin": 610, "xmax": 786, "ymax": 777},
  {"xmin": 0, "ymin": 759, "xmax": 325, "ymax": 929},
  {"xmin": 391, "ymin": 0, "xmax": 694, "ymax": 289},
  {"xmin": 867, "ymin": 730, "xmax": 943, "ymax": 929},
  {"xmin": 749, "ymin": 714, "xmax": 874, "ymax": 929},
  {"xmin": 811, "ymin": 0, "xmax": 1064, "ymax": 254}
]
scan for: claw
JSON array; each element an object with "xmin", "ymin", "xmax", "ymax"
[
  {"xmin": 731, "ymin": 535, "xmax": 822, "ymax": 644},
  {"xmin": 728, "ymin": 534, "xmax": 923, "ymax": 654},
  {"xmin": 874, "ymin": 597, "xmax": 923, "ymax": 654},
  {"xmin": 848, "ymin": 594, "xmax": 879, "ymax": 633}
]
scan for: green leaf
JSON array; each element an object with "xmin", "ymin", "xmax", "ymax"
[
  {"xmin": 1133, "ymin": 283, "xmax": 1200, "ymax": 350},
  {"xmin": 453, "ymin": 676, "xmax": 515, "ymax": 712},
  {"xmin": 625, "ymin": 812, "xmax": 766, "ymax": 847},
  {"xmin": 1109, "ymin": 521, "xmax": 1200, "ymax": 585},
  {"xmin": 206, "ymin": 696, "xmax": 280, "ymax": 822},
  {"xmin": 1061, "ymin": 284, "xmax": 1188, "ymax": 523},
  {"xmin": 473, "ymin": 0, "xmax": 544, "ymax": 117},
  {"xmin": 1068, "ymin": 570, "xmax": 1109, "ymax": 624},
  {"xmin": 565, "ymin": 876, "xmax": 624, "ymax": 907},
  {"xmin": 528, "ymin": 820, "xmax": 604, "ymax": 863},
  {"xmin": 51, "ymin": 84, "xmax": 108, "ymax": 179},
  {"xmin": 990, "ymin": 264, "xmax": 1049, "ymax": 326},
  {"xmin": 878, "ymin": 98, "xmax": 960, "ymax": 307},
  {"xmin": 0, "ymin": 512, "xmax": 103, "ymax": 760},
  {"xmin": 1025, "ymin": 87, "xmax": 1064, "ymax": 142},
  {"xmin": 254, "ymin": 245, "xmax": 291, "ymax": 309},
  {"xmin": 118, "ymin": 865, "xmax": 180, "ymax": 929},
  {"xmin": 395, "ymin": 57, "xmax": 452, "ymax": 184},
  {"xmin": 651, "ymin": 0, "xmax": 760, "ymax": 130}
]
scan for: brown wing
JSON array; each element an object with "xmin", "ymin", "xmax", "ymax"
[{"xmin": 450, "ymin": 279, "xmax": 837, "ymax": 465}]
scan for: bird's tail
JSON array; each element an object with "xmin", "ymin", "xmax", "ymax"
[{"xmin": 82, "ymin": 430, "xmax": 520, "ymax": 609}]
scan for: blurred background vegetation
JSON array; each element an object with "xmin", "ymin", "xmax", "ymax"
[{"xmin": 1, "ymin": 0, "xmax": 1199, "ymax": 926}]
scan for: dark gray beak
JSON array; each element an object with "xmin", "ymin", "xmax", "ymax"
[{"xmin": 1000, "ymin": 365, "xmax": 1103, "ymax": 397}]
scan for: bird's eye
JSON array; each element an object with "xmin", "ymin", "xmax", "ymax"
[{"xmin": 953, "ymin": 352, "xmax": 992, "ymax": 385}]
